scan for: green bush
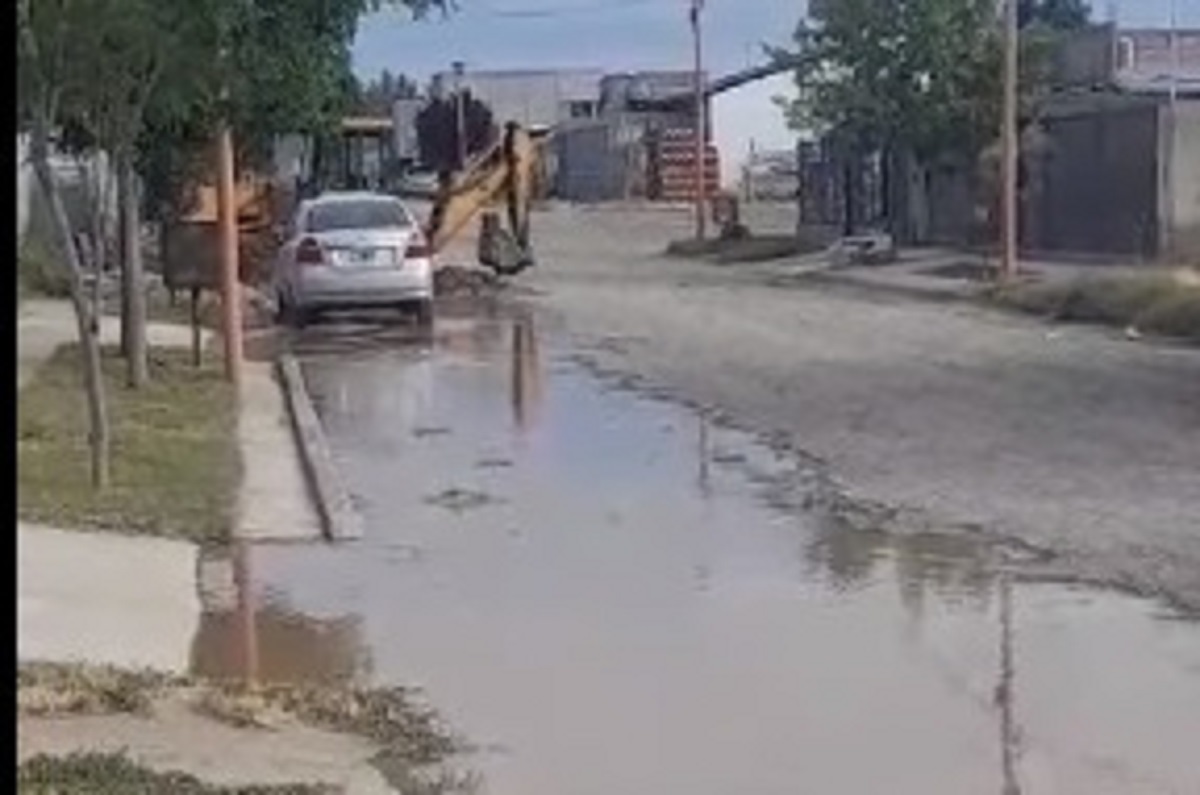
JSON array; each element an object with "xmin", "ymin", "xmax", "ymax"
[{"xmin": 19, "ymin": 238, "xmax": 72, "ymax": 298}]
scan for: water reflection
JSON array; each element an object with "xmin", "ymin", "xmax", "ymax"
[
  {"xmin": 261, "ymin": 308, "xmax": 1200, "ymax": 795},
  {"xmin": 510, "ymin": 315, "xmax": 541, "ymax": 435},
  {"xmin": 697, "ymin": 411, "xmax": 712, "ymax": 497},
  {"xmin": 802, "ymin": 513, "xmax": 1001, "ymax": 615},
  {"xmin": 997, "ymin": 570, "xmax": 1022, "ymax": 795},
  {"xmin": 192, "ymin": 543, "xmax": 372, "ymax": 686}
]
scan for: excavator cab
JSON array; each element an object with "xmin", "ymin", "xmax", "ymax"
[{"xmin": 306, "ymin": 116, "xmax": 401, "ymax": 196}]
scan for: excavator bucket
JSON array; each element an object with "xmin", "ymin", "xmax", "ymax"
[{"xmin": 477, "ymin": 211, "xmax": 534, "ymax": 275}]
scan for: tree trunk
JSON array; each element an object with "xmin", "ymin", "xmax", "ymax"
[
  {"xmin": 119, "ymin": 190, "xmax": 131, "ymax": 357},
  {"xmin": 842, "ymin": 158, "xmax": 857, "ymax": 237},
  {"xmin": 29, "ymin": 131, "xmax": 111, "ymax": 489},
  {"xmin": 118, "ymin": 151, "xmax": 148, "ymax": 388}
]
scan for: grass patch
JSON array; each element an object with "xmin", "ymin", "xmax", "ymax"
[
  {"xmin": 989, "ymin": 270, "xmax": 1200, "ymax": 342},
  {"xmin": 18, "ymin": 753, "xmax": 337, "ymax": 794},
  {"xmin": 666, "ymin": 233, "xmax": 822, "ymax": 264},
  {"xmin": 18, "ymin": 343, "xmax": 239, "ymax": 542},
  {"xmin": 19, "ymin": 238, "xmax": 72, "ymax": 299}
]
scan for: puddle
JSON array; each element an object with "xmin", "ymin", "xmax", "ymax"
[{"xmin": 197, "ymin": 307, "xmax": 1200, "ymax": 795}]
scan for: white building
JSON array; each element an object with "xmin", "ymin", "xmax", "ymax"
[{"xmin": 429, "ymin": 68, "xmax": 603, "ymax": 130}]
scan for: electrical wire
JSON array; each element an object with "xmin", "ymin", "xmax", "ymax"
[{"xmin": 475, "ymin": 0, "xmax": 662, "ymax": 20}]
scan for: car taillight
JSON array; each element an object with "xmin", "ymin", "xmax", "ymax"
[{"xmin": 296, "ymin": 237, "xmax": 324, "ymax": 265}]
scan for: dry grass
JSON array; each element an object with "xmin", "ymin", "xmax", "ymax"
[
  {"xmin": 19, "ymin": 662, "xmax": 467, "ymax": 793},
  {"xmin": 198, "ymin": 682, "xmax": 459, "ymax": 768},
  {"xmin": 18, "ymin": 344, "xmax": 240, "ymax": 542},
  {"xmin": 17, "ymin": 662, "xmax": 177, "ymax": 717},
  {"xmin": 989, "ymin": 270, "xmax": 1200, "ymax": 342},
  {"xmin": 18, "ymin": 753, "xmax": 338, "ymax": 794}
]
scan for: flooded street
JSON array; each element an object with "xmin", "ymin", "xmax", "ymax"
[{"xmin": 203, "ymin": 304, "xmax": 1200, "ymax": 795}]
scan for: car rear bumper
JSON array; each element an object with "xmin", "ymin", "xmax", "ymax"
[{"xmin": 291, "ymin": 260, "xmax": 433, "ymax": 308}]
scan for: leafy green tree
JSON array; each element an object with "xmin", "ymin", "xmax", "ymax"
[
  {"xmin": 19, "ymin": 0, "xmax": 446, "ymax": 487},
  {"xmin": 1019, "ymin": 0, "xmax": 1090, "ymax": 30},
  {"xmin": 777, "ymin": 0, "xmax": 1067, "ymax": 237},
  {"xmin": 355, "ymin": 69, "xmax": 421, "ymax": 116},
  {"xmin": 139, "ymin": 1, "xmax": 444, "ymax": 222}
]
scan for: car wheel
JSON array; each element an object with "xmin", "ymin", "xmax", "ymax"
[
  {"xmin": 412, "ymin": 299, "xmax": 434, "ymax": 328},
  {"xmin": 280, "ymin": 300, "xmax": 312, "ymax": 330},
  {"xmin": 274, "ymin": 290, "xmax": 290, "ymax": 325}
]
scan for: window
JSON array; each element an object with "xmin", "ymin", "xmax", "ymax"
[
  {"xmin": 306, "ymin": 200, "xmax": 412, "ymax": 232},
  {"xmin": 569, "ymin": 101, "xmax": 596, "ymax": 119}
]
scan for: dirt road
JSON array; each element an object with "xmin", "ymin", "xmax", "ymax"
[{"xmin": 519, "ymin": 205, "xmax": 1200, "ymax": 610}]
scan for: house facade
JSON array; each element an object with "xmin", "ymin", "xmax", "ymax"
[{"xmin": 797, "ymin": 24, "xmax": 1200, "ymax": 261}]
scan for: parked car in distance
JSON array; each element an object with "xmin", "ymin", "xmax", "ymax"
[
  {"xmin": 397, "ymin": 170, "xmax": 440, "ymax": 199},
  {"xmin": 272, "ymin": 192, "xmax": 434, "ymax": 327}
]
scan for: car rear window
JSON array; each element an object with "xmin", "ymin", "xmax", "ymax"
[{"xmin": 306, "ymin": 200, "xmax": 411, "ymax": 233}]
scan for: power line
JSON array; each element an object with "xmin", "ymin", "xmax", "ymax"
[{"xmin": 477, "ymin": 0, "xmax": 659, "ymax": 19}]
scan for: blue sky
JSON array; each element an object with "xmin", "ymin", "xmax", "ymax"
[{"xmin": 353, "ymin": 0, "xmax": 1199, "ymax": 182}]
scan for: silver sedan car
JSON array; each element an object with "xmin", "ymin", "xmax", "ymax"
[{"xmin": 273, "ymin": 192, "xmax": 434, "ymax": 326}]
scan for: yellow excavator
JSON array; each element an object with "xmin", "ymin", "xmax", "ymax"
[
  {"xmin": 301, "ymin": 116, "xmax": 548, "ymax": 276},
  {"xmin": 425, "ymin": 121, "xmax": 548, "ymax": 276}
]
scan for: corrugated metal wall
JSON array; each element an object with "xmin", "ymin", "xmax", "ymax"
[
  {"xmin": 1026, "ymin": 97, "xmax": 1160, "ymax": 257},
  {"xmin": 554, "ymin": 122, "xmax": 629, "ymax": 202}
]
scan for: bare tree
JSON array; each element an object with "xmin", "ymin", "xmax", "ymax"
[{"xmin": 19, "ymin": 0, "xmax": 111, "ymax": 487}]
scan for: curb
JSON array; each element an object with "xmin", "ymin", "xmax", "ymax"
[{"xmin": 276, "ymin": 353, "xmax": 363, "ymax": 542}]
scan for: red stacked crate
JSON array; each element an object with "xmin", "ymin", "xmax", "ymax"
[{"xmin": 654, "ymin": 127, "xmax": 720, "ymax": 202}]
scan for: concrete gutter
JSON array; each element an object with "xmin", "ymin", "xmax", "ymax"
[{"xmin": 276, "ymin": 353, "xmax": 363, "ymax": 542}]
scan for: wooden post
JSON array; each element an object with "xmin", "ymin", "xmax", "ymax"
[
  {"xmin": 190, "ymin": 287, "xmax": 202, "ymax": 368},
  {"xmin": 217, "ymin": 124, "xmax": 243, "ymax": 389},
  {"xmin": 232, "ymin": 541, "xmax": 259, "ymax": 687},
  {"xmin": 691, "ymin": 0, "xmax": 707, "ymax": 240}
]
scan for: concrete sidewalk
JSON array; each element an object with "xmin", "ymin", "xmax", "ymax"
[
  {"xmin": 17, "ymin": 524, "xmax": 200, "ymax": 672},
  {"xmin": 18, "ymin": 299, "xmax": 202, "ymax": 389},
  {"xmin": 17, "ymin": 300, "xmax": 320, "ymax": 674}
]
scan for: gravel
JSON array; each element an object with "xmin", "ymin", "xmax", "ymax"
[{"xmin": 518, "ymin": 205, "xmax": 1200, "ymax": 611}]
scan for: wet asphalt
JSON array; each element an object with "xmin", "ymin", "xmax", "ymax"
[{"xmin": 191, "ymin": 300, "xmax": 1200, "ymax": 795}]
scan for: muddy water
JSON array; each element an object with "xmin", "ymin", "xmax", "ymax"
[{"xmin": 205, "ymin": 308, "xmax": 1200, "ymax": 795}]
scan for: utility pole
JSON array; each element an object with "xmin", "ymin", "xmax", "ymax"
[
  {"xmin": 216, "ymin": 120, "xmax": 243, "ymax": 389},
  {"xmin": 1169, "ymin": 0, "xmax": 1180, "ymax": 108},
  {"xmin": 453, "ymin": 60, "xmax": 467, "ymax": 170},
  {"xmin": 1165, "ymin": 0, "xmax": 1179, "ymax": 260},
  {"xmin": 999, "ymin": 0, "xmax": 1019, "ymax": 281},
  {"xmin": 690, "ymin": 0, "xmax": 707, "ymax": 240}
]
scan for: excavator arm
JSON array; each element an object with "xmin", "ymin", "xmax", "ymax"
[{"xmin": 424, "ymin": 122, "xmax": 543, "ymax": 276}]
